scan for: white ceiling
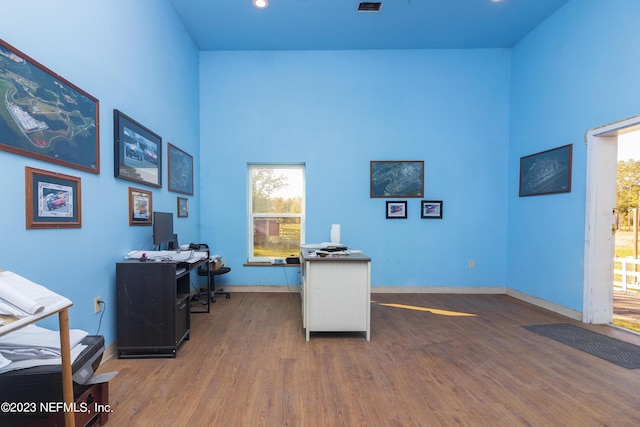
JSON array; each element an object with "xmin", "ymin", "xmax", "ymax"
[{"xmin": 168, "ymin": 0, "xmax": 570, "ymax": 51}]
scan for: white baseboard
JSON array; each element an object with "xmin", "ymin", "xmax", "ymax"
[
  {"xmin": 506, "ymin": 288, "xmax": 582, "ymax": 321},
  {"xmin": 100, "ymin": 341, "xmax": 117, "ymax": 364},
  {"xmin": 221, "ymin": 285, "xmax": 300, "ymax": 293},
  {"xmin": 371, "ymin": 286, "xmax": 506, "ymax": 294},
  {"xmin": 221, "ymin": 285, "xmax": 507, "ymax": 294}
]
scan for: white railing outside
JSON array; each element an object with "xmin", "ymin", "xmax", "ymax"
[{"xmin": 614, "ymin": 257, "xmax": 640, "ymax": 292}]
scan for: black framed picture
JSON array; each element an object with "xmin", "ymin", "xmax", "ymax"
[
  {"xmin": 421, "ymin": 200, "xmax": 443, "ymax": 219},
  {"xmin": 129, "ymin": 187, "xmax": 152, "ymax": 226},
  {"xmin": 519, "ymin": 144, "xmax": 572, "ymax": 197},
  {"xmin": 114, "ymin": 109, "xmax": 161, "ymax": 188},
  {"xmin": 386, "ymin": 201, "xmax": 407, "ymax": 219},
  {"xmin": 371, "ymin": 160, "xmax": 424, "ymax": 198},
  {"xmin": 0, "ymin": 39, "xmax": 100, "ymax": 174},
  {"xmin": 25, "ymin": 166, "xmax": 81, "ymax": 229},
  {"xmin": 168, "ymin": 143, "xmax": 194, "ymax": 195}
]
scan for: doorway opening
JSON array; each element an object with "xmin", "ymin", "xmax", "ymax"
[
  {"xmin": 613, "ymin": 131, "xmax": 640, "ymax": 332},
  {"xmin": 585, "ymin": 116, "xmax": 640, "ymax": 328}
]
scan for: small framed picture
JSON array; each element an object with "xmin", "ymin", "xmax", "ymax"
[
  {"xmin": 421, "ymin": 200, "xmax": 443, "ymax": 219},
  {"xmin": 177, "ymin": 197, "xmax": 189, "ymax": 218},
  {"xmin": 129, "ymin": 187, "xmax": 152, "ymax": 226},
  {"xmin": 386, "ymin": 201, "xmax": 407, "ymax": 219},
  {"xmin": 25, "ymin": 167, "xmax": 82, "ymax": 229}
]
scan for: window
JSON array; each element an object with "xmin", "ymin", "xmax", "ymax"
[{"xmin": 248, "ymin": 164, "xmax": 305, "ymax": 262}]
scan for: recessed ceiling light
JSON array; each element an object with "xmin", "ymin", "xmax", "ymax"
[
  {"xmin": 253, "ymin": 0, "xmax": 269, "ymax": 9},
  {"xmin": 358, "ymin": 2, "xmax": 382, "ymax": 12}
]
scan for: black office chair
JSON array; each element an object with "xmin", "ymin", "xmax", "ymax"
[{"xmin": 193, "ymin": 243, "xmax": 231, "ymax": 302}]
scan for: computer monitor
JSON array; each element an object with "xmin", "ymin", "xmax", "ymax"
[{"xmin": 153, "ymin": 211, "xmax": 174, "ymax": 247}]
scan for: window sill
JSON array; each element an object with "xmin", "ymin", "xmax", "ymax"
[{"xmin": 243, "ymin": 262, "xmax": 300, "ymax": 267}]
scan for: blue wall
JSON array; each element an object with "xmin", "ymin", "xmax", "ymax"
[
  {"xmin": 507, "ymin": 0, "xmax": 640, "ymax": 312},
  {"xmin": 199, "ymin": 49, "xmax": 512, "ymax": 289},
  {"xmin": 0, "ymin": 0, "xmax": 200, "ymax": 346}
]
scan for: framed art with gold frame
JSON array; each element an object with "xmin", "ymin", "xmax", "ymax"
[
  {"xmin": 129, "ymin": 187, "xmax": 152, "ymax": 226},
  {"xmin": 25, "ymin": 167, "xmax": 82, "ymax": 229}
]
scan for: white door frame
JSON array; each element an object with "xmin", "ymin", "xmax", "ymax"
[{"xmin": 584, "ymin": 116, "xmax": 640, "ymax": 323}]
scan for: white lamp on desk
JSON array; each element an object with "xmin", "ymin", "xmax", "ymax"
[{"xmin": 331, "ymin": 224, "xmax": 341, "ymax": 245}]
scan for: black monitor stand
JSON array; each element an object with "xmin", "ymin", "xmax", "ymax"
[{"xmin": 167, "ymin": 233, "xmax": 179, "ymax": 251}]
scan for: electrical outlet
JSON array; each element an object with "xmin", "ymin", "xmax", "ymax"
[
  {"xmin": 94, "ymin": 296, "xmax": 102, "ymax": 313},
  {"xmin": 468, "ymin": 260, "xmax": 475, "ymax": 268}
]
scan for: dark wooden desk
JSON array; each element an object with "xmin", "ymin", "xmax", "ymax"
[{"xmin": 115, "ymin": 256, "xmax": 209, "ymax": 358}]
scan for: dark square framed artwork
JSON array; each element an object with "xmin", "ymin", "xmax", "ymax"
[
  {"xmin": 421, "ymin": 200, "xmax": 443, "ymax": 219},
  {"xmin": 129, "ymin": 187, "xmax": 152, "ymax": 226},
  {"xmin": 168, "ymin": 142, "xmax": 194, "ymax": 195},
  {"xmin": 177, "ymin": 197, "xmax": 188, "ymax": 218},
  {"xmin": 114, "ymin": 109, "xmax": 161, "ymax": 188},
  {"xmin": 519, "ymin": 144, "xmax": 572, "ymax": 197},
  {"xmin": 25, "ymin": 167, "xmax": 81, "ymax": 229},
  {"xmin": 386, "ymin": 201, "xmax": 407, "ymax": 219},
  {"xmin": 370, "ymin": 160, "xmax": 424, "ymax": 198},
  {"xmin": 0, "ymin": 39, "xmax": 100, "ymax": 174}
]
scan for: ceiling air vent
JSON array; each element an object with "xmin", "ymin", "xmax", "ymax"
[{"xmin": 358, "ymin": 2, "xmax": 382, "ymax": 12}]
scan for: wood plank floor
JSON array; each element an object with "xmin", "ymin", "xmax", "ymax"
[{"xmin": 97, "ymin": 293, "xmax": 640, "ymax": 426}]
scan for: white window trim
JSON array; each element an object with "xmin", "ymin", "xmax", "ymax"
[{"xmin": 247, "ymin": 163, "xmax": 305, "ymax": 263}]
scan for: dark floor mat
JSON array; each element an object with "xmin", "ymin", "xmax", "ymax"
[{"xmin": 522, "ymin": 323, "xmax": 640, "ymax": 369}]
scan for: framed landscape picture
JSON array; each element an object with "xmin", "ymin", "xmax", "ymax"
[
  {"xmin": 0, "ymin": 39, "xmax": 99, "ymax": 174},
  {"xmin": 168, "ymin": 143, "xmax": 194, "ymax": 195},
  {"xmin": 519, "ymin": 144, "xmax": 572, "ymax": 197},
  {"xmin": 114, "ymin": 109, "xmax": 161, "ymax": 188},
  {"xmin": 25, "ymin": 166, "xmax": 82, "ymax": 229},
  {"xmin": 371, "ymin": 160, "xmax": 424, "ymax": 198}
]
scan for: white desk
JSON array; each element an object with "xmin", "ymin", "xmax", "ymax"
[{"xmin": 299, "ymin": 249, "xmax": 371, "ymax": 341}]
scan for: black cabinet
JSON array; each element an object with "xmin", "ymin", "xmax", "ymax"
[{"xmin": 116, "ymin": 260, "xmax": 191, "ymax": 358}]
